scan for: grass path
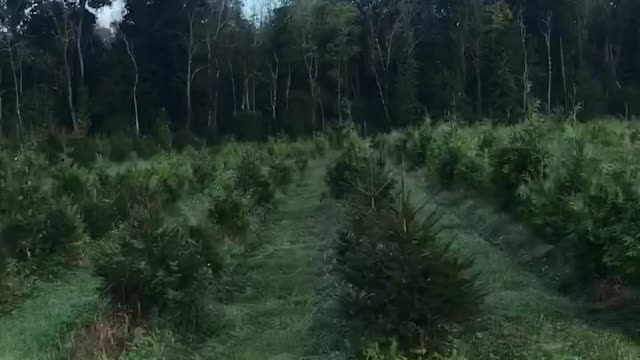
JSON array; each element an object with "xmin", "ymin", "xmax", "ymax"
[
  {"xmin": 198, "ymin": 159, "xmax": 347, "ymax": 360},
  {"xmin": 0, "ymin": 270, "xmax": 102, "ymax": 360},
  {"xmin": 398, "ymin": 169, "xmax": 640, "ymax": 359}
]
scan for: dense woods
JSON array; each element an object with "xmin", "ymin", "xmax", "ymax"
[{"xmin": 0, "ymin": 0, "xmax": 638, "ymax": 140}]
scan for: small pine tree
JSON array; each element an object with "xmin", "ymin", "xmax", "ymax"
[{"xmin": 336, "ymin": 160, "xmax": 482, "ymax": 352}]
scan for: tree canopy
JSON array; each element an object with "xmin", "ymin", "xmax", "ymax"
[{"xmin": 0, "ymin": 0, "xmax": 638, "ymax": 139}]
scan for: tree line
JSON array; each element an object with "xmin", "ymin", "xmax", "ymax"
[{"xmin": 0, "ymin": 0, "xmax": 638, "ymax": 140}]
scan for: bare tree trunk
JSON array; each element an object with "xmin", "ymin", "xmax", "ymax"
[
  {"xmin": 0, "ymin": 93, "xmax": 3, "ymax": 137},
  {"xmin": 373, "ymin": 69, "xmax": 390, "ymax": 125},
  {"xmin": 213, "ymin": 59, "xmax": 220, "ymax": 130},
  {"xmin": 6, "ymin": 43, "xmax": 22, "ymax": 136},
  {"xmin": 228, "ymin": 58, "xmax": 237, "ymax": 114},
  {"xmin": 65, "ymin": 41, "xmax": 77, "ymax": 133},
  {"xmin": 518, "ymin": 9, "xmax": 528, "ymax": 116},
  {"xmin": 50, "ymin": 8, "xmax": 77, "ymax": 133},
  {"xmin": 337, "ymin": 60, "xmax": 342, "ymax": 124},
  {"xmin": 303, "ymin": 49, "xmax": 317, "ymax": 129},
  {"xmin": 285, "ymin": 66, "xmax": 291, "ymax": 112},
  {"xmin": 206, "ymin": 0, "xmax": 226, "ymax": 130},
  {"xmin": 268, "ymin": 51, "xmax": 279, "ymax": 124},
  {"xmin": 0, "ymin": 69, "xmax": 4, "ymax": 137},
  {"xmin": 560, "ymin": 36, "xmax": 568, "ymax": 115},
  {"xmin": 251, "ymin": 74, "xmax": 256, "ymax": 113},
  {"xmin": 123, "ymin": 35, "xmax": 140, "ymax": 136},
  {"xmin": 543, "ymin": 12, "xmax": 552, "ymax": 114},
  {"xmin": 604, "ymin": 36, "xmax": 622, "ymax": 90},
  {"xmin": 241, "ymin": 69, "xmax": 250, "ymax": 112},
  {"xmin": 186, "ymin": 12, "xmax": 196, "ymax": 132},
  {"xmin": 319, "ymin": 87, "xmax": 325, "ymax": 130},
  {"xmin": 207, "ymin": 33, "xmax": 213, "ymax": 129},
  {"xmin": 77, "ymin": 0, "xmax": 87, "ymax": 80},
  {"xmin": 474, "ymin": 41, "xmax": 482, "ymax": 116}
]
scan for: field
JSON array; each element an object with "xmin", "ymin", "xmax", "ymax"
[{"xmin": 1, "ymin": 121, "xmax": 640, "ymax": 359}]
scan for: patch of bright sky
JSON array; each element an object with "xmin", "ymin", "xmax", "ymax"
[
  {"xmin": 90, "ymin": 0, "xmax": 269, "ymax": 31},
  {"xmin": 88, "ymin": 0, "xmax": 126, "ymax": 30}
]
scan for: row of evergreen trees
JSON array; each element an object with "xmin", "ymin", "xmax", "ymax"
[{"xmin": 0, "ymin": 0, "xmax": 638, "ymax": 139}]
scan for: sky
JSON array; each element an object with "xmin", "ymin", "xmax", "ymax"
[
  {"xmin": 91, "ymin": 0, "xmax": 264, "ymax": 31},
  {"xmin": 89, "ymin": 0, "xmax": 126, "ymax": 30}
]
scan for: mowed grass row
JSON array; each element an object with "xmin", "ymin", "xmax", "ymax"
[
  {"xmin": 400, "ymin": 168, "xmax": 640, "ymax": 359},
  {"xmin": 196, "ymin": 158, "xmax": 348, "ymax": 359}
]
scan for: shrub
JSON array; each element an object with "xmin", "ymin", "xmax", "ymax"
[
  {"xmin": 268, "ymin": 158, "xmax": 295, "ymax": 193},
  {"xmin": 399, "ymin": 125, "xmax": 432, "ymax": 169},
  {"xmin": 434, "ymin": 144, "xmax": 462, "ymax": 188},
  {"xmin": 82, "ymin": 199, "xmax": 118, "ymax": 240},
  {"xmin": 54, "ymin": 165, "xmax": 97, "ymax": 201},
  {"xmin": 209, "ymin": 194, "xmax": 250, "ymax": 239},
  {"xmin": 109, "ymin": 136, "xmax": 134, "ymax": 163},
  {"xmin": 491, "ymin": 145, "xmax": 544, "ymax": 209},
  {"xmin": 336, "ymin": 188, "xmax": 481, "ymax": 351},
  {"xmin": 37, "ymin": 203, "xmax": 86, "ymax": 261},
  {"xmin": 153, "ymin": 121, "xmax": 173, "ymax": 150},
  {"xmin": 330, "ymin": 122, "xmax": 359, "ymax": 149},
  {"xmin": 190, "ymin": 151, "xmax": 217, "ymax": 190},
  {"xmin": 234, "ymin": 112, "xmax": 266, "ymax": 141},
  {"xmin": 0, "ymin": 200, "xmax": 86, "ymax": 265},
  {"xmin": 252, "ymin": 176, "xmax": 276, "ymax": 208},
  {"xmin": 294, "ymin": 154, "xmax": 309, "ymax": 175},
  {"xmin": 326, "ymin": 148, "xmax": 369, "ymax": 199},
  {"xmin": 39, "ymin": 132, "xmax": 66, "ymax": 164},
  {"xmin": 94, "ymin": 207, "xmax": 222, "ymax": 323},
  {"xmin": 67, "ymin": 137, "xmax": 99, "ymax": 166},
  {"xmin": 174, "ymin": 130, "xmax": 204, "ymax": 151},
  {"xmin": 234, "ymin": 153, "xmax": 265, "ymax": 195},
  {"xmin": 313, "ymin": 133, "xmax": 329, "ymax": 157},
  {"xmin": 134, "ymin": 137, "xmax": 160, "ymax": 160},
  {"xmin": 112, "ymin": 165, "xmax": 189, "ymax": 220}
]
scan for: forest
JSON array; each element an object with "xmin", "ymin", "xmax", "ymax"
[
  {"xmin": 1, "ymin": 0, "xmax": 640, "ymax": 359},
  {"xmin": 0, "ymin": 0, "xmax": 637, "ymax": 138}
]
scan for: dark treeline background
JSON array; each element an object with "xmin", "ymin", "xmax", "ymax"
[{"xmin": 0, "ymin": 0, "xmax": 639, "ymax": 140}]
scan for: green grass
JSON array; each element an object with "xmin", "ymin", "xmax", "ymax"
[
  {"xmin": 397, "ymin": 168, "xmax": 640, "ymax": 359},
  {"xmin": 0, "ymin": 270, "xmax": 102, "ymax": 360},
  {"xmin": 196, "ymin": 159, "xmax": 348, "ymax": 359},
  {"xmin": 4, "ymin": 144, "xmax": 639, "ymax": 359}
]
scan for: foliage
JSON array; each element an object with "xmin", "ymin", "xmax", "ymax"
[
  {"xmin": 112, "ymin": 162, "xmax": 193, "ymax": 219},
  {"xmin": 326, "ymin": 148, "xmax": 368, "ymax": 199},
  {"xmin": 109, "ymin": 136, "xmax": 134, "ymax": 163},
  {"xmin": 234, "ymin": 112, "xmax": 267, "ymax": 142},
  {"xmin": 0, "ymin": 0, "xmax": 639, "ymax": 140},
  {"xmin": 392, "ymin": 125, "xmax": 433, "ymax": 169},
  {"xmin": 93, "ymin": 207, "xmax": 223, "ymax": 326},
  {"xmin": 268, "ymin": 158, "xmax": 295, "ymax": 193},
  {"xmin": 313, "ymin": 133, "xmax": 329, "ymax": 157},
  {"xmin": 82, "ymin": 198, "xmax": 118, "ymax": 240},
  {"xmin": 39, "ymin": 132, "xmax": 66, "ymax": 164},
  {"xmin": 331, "ymin": 150, "xmax": 481, "ymax": 353},
  {"xmin": 173, "ymin": 130, "xmax": 204, "ymax": 151},
  {"xmin": 133, "ymin": 137, "xmax": 160, "ymax": 160},
  {"xmin": 337, "ymin": 182, "xmax": 481, "ymax": 352},
  {"xmin": 190, "ymin": 150, "xmax": 217, "ymax": 190},
  {"xmin": 397, "ymin": 120, "xmax": 640, "ymax": 282},
  {"xmin": 154, "ymin": 121, "xmax": 173, "ymax": 150},
  {"xmin": 67, "ymin": 137, "xmax": 99, "ymax": 167},
  {"xmin": 209, "ymin": 194, "xmax": 250, "ymax": 239}
]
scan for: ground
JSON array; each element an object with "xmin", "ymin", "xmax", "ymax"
[
  {"xmin": 1, "ymin": 158, "xmax": 639, "ymax": 359},
  {"xmin": 196, "ymin": 159, "xmax": 348, "ymax": 359}
]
